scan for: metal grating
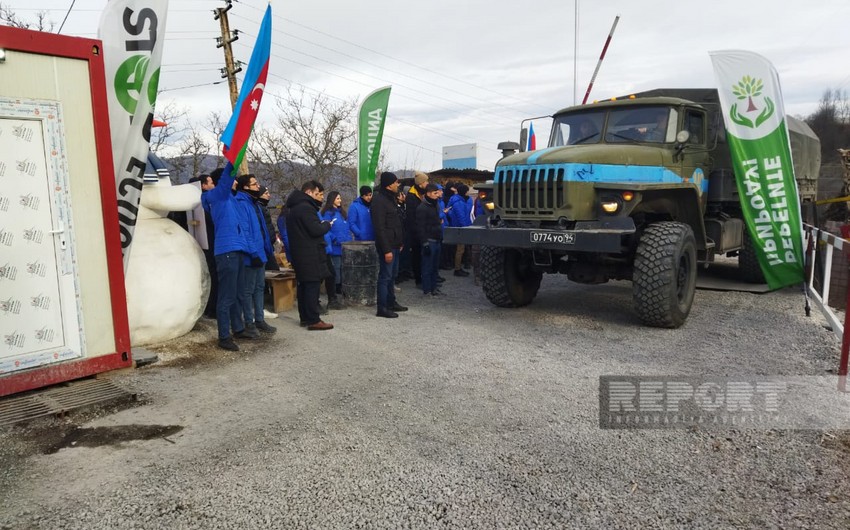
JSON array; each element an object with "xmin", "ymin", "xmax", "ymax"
[
  {"xmin": 0, "ymin": 379, "xmax": 135, "ymax": 426},
  {"xmin": 497, "ymin": 166, "xmax": 565, "ymax": 214}
]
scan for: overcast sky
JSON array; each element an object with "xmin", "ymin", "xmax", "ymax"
[{"xmin": 6, "ymin": 0, "xmax": 850, "ymax": 172}]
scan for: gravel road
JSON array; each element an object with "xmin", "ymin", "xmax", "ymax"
[{"xmin": 1, "ymin": 271, "xmax": 849, "ymax": 529}]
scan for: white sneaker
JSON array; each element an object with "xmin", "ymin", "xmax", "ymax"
[{"xmin": 263, "ymin": 309, "xmax": 278, "ymax": 319}]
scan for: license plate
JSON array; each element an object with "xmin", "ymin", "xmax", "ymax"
[{"xmin": 529, "ymin": 231, "xmax": 576, "ymax": 245}]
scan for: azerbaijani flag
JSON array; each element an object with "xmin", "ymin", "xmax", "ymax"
[
  {"xmin": 221, "ymin": 3, "xmax": 272, "ymax": 168},
  {"xmin": 527, "ymin": 122, "xmax": 537, "ymax": 151}
]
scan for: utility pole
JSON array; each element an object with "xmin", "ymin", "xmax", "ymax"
[{"xmin": 214, "ymin": 0, "xmax": 248, "ymax": 174}]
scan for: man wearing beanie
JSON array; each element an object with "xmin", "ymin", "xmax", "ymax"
[
  {"xmin": 348, "ymin": 185, "xmax": 375, "ymax": 242},
  {"xmin": 416, "ymin": 183, "xmax": 445, "ymax": 296},
  {"xmin": 403, "ymin": 171, "xmax": 430, "ymax": 285},
  {"xmin": 370, "ymin": 172, "xmax": 408, "ymax": 318}
]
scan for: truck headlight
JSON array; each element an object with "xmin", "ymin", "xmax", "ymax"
[{"xmin": 601, "ymin": 200, "xmax": 621, "ymax": 214}]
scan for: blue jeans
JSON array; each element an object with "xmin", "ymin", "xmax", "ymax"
[
  {"xmin": 215, "ymin": 251, "xmax": 246, "ymax": 340},
  {"xmin": 421, "ymin": 240, "xmax": 441, "ymax": 294},
  {"xmin": 330, "ymin": 255, "xmax": 342, "ymax": 287},
  {"xmin": 242, "ymin": 264, "xmax": 266, "ymax": 326},
  {"xmin": 376, "ymin": 248, "xmax": 398, "ymax": 311}
]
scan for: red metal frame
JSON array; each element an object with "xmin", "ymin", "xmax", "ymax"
[{"xmin": 0, "ymin": 26, "xmax": 132, "ymax": 397}]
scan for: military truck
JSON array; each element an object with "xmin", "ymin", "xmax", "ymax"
[{"xmin": 444, "ymin": 88, "xmax": 820, "ymax": 328}]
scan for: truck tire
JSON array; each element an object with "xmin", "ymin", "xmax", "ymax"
[
  {"xmin": 480, "ymin": 246, "xmax": 542, "ymax": 307},
  {"xmin": 632, "ymin": 222, "xmax": 697, "ymax": 328},
  {"xmin": 739, "ymin": 230, "xmax": 766, "ymax": 283}
]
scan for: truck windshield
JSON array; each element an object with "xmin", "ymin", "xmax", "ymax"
[
  {"xmin": 607, "ymin": 106, "xmax": 677, "ymax": 144},
  {"xmin": 550, "ymin": 106, "xmax": 678, "ymax": 146},
  {"xmin": 551, "ymin": 112, "xmax": 605, "ymax": 146}
]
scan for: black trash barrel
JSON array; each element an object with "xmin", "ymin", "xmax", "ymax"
[{"xmin": 342, "ymin": 241, "xmax": 377, "ymax": 306}]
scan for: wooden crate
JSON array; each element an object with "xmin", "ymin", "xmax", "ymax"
[{"xmin": 265, "ymin": 270, "xmax": 296, "ymax": 312}]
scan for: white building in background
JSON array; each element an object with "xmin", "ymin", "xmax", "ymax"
[{"xmin": 442, "ymin": 143, "xmax": 478, "ymax": 170}]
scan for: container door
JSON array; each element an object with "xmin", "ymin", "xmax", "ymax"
[{"xmin": 0, "ymin": 99, "xmax": 83, "ymax": 375}]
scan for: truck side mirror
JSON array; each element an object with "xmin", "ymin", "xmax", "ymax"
[
  {"xmin": 519, "ymin": 128, "xmax": 528, "ymax": 153},
  {"xmin": 674, "ymin": 130, "xmax": 691, "ymax": 161}
]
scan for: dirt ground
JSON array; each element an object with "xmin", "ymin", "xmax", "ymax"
[{"xmin": 1, "ymin": 271, "xmax": 849, "ymax": 529}]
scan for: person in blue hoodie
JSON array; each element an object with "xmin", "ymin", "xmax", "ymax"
[
  {"xmin": 348, "ymin": 186, "xmax": 375, "ymax": 241},
  {"xmin": 236, "ymin": 174, "xmax": 277, "ymax": 336},
  {"xmin": 448, "ymin": 183, "xmax": 472, "ymax": 277},
  {"xmin": 276, "ymin": 206, "xmax": 291, "ymax": 263},
  {"xmin": 201, "ymin": 163, "xmax": 257, "ymax": 351},
  {"xmin": 321, "ymin": 191, "xmax": 353, "ymax": 305}
]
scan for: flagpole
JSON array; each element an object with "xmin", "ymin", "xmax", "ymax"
[{"xmin": 573, "ymin": 0, "xmax": 579, "ymax": 105}]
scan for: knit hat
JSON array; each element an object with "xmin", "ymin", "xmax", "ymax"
[
  {"xmin": 380, "ymin": 171, "xmax": 398, "ymax": 188},
  {"xmin": 359, "ymin": 185, "xmax": 373, "ymax": 196},
  {"xmin": 414, "ymin": 171, "xmax": 429, "ymax": 187}
]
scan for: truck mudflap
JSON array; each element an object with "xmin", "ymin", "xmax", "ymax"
[{"xmin": 443, "ymin": 218, "xmax": 636, "ymax": 253}]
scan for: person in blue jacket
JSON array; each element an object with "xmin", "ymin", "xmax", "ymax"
[
  {"xmin": 448, "ymin": 183, "xmax": 472, "ymax": 277},
  {"xmin": 276, "ymin": 206, "xmax": 291, "ymax": 262},
  {"xmin": 201, "ymin": 162, "xmax": 258, "ymax": 351},
  {"xmin": 321, "ymin": 191, "xmax": 353, "ymax": 306},
  {"xmin": 235, "ymin": 174, "xmax": 277, "ymax": 336},
  {"xmin": 348, "ymin": 186, "xmax": 375, "ymax": 241}
]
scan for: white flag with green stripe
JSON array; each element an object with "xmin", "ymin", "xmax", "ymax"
[{"xmin": 709, "ymin": 50, "xmax": 804, "ymax": 290}]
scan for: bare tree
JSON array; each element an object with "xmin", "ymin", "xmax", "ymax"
[
  {"xmin": 204, "ymin": 111, "xmax": 227, "ymax": 169},
  {"xmin": 247, "ymin": 127, "xmax": 299, "ymax": 204},
  {"xmin": 0, "ymin": 3, "xmax": 54, "ymax": 31},
  {"xmin": 806, "ymin": 88, "xmax": 850, "ymax": 164},
  {"xmin": 273, "ymin": 85, "xmax": 358, "ymax": 184},
  {"xmin": 169, "ymin": 124, "xmax": 214, "ymax": 181},
  {"xmin": 149, "ymin": 100, "xmax": 189, "ymax": 154}
]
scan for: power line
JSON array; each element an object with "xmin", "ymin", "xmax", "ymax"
[
  {"xmin": 234, "ymin": 0, "xmax": 549, "ymax": 115},
  {"xmin": 160, "ymin": 80, "xmax": 227, "ymax": 92},
  {"xmin": 236, "ymin": 29, "xmax": 527, "ymax": 130},
  {"xmin": 56, "ymin": 0, "xmax": 75, "ymax": 34},
  {"xmin": 230, "ymin": 11, "xmax": 542, "ymax": 123}
]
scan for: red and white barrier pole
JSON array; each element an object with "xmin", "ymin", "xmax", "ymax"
[{"xmin": 581, "ymin": 15, "xmax": 620, "ymax": 105}]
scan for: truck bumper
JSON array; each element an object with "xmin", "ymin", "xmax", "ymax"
[{"xmin": 443, "ymin": 218, "xmax": 636, "ymax": 253}]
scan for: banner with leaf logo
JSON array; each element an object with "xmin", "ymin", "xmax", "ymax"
[
  {"xmin": 357, "ymin": 86, "xmax": 391, "ymax": 189},
  {"xmin": 709, "ymin": 50, "xmax": 804, "ymax": 290},
  {"xmin": 99, "ymin": 0, "xmax": 169, "ymax": 270}
]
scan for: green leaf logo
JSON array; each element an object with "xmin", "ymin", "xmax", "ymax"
[
  {"xmin": 729, "ymin": 75, "xmax": 774, "ymax": 129},
  {"xmin": 113, "ymin": 55, "xmax": 160, "ymax": 115}
]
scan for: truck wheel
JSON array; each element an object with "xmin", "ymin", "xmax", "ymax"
[
  {"xmin": 739, "ymin": 230, "xmax": 766, "ymax": 283},
  {"xmin": 632, "ymin": 222, "xmax": 697, "ymax": 328},
  {"xmin": 480, "ymin": 246, "xmax": 542, "ymax": 307}
]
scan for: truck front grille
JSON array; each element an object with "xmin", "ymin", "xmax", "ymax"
[{"xmin": 496, "ymin": 166, "xmax": 566, "ymax": 215}]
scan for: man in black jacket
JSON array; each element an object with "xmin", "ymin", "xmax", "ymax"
[
  {"xmin": 370, "ymin": 172, "xmax": 408, "ymax": 318},
  {"xmin": 403, "ymin": 171, "xmax": 429, "ymax": 285},
  {"xmin": 285, "ymin": 180, "xmax": 334, "ymax": 331},
  {"xmin": 416, "ymin": 183, "xmax": 444, "ymax": 296}
]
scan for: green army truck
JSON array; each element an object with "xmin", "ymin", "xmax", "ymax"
[{"xmin": 444, "ymin": 88, "xmax": 820, "ymax": 328}]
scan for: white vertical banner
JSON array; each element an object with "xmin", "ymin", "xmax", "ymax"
[{"xmin": 98, "ymin": 0, "xmax": 169, "ymax": 270}]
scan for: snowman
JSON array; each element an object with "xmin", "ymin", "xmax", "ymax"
[{"xmin": 123, "ymin": 151, "xmax": 210, "ymax": 346}]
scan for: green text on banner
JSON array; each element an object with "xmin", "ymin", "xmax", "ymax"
[
  {"xmin": 357, "ymin": 86, "xmax": 392, "ymax": 189},
  {"xmin": 709, "ymin": 50, "xmax": 804, "ymax": 289}
]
